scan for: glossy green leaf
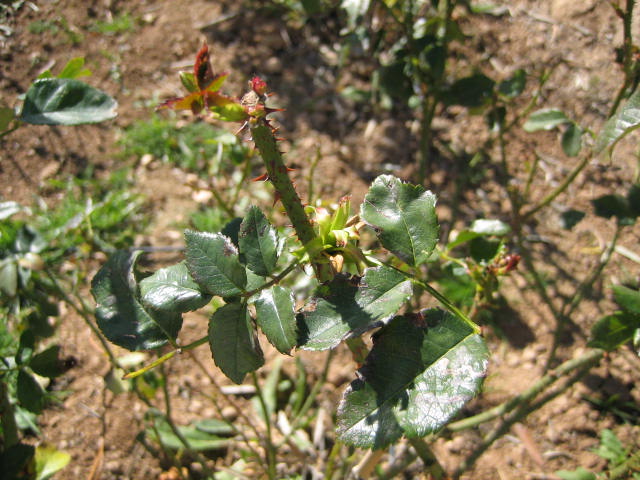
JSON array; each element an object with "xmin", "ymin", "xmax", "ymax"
[
  {"xmin": 337, "ymin": 310, "xmax": 489, "ymax": 448},
  {"xmin": 298, "ymin": 266, "xmax": 412, "ymax": 350},
  {"xmin": 139, "ymin": 261, "xmax": 212, "ymax": 313},
  {"xmin": 20, "ymin": 78, "xmax": 117, "ymax": 125},
  {"xmin": 361, "ymin": 175, "xmax": 438, "ymax": 267},
  {"xmin": 17, "ymin": 369, "xmax": 45, "ymax": 414},
  {"xmin": 34, "ymin": 445, "xmax": 71, "ymax": 480},
  {"xmin": 587, "ymin": 312, "xmax": 640, "ymax": 351},
  {"xmin": 254, "ymin": 286, "xmax": 297, "ymax": 354},
  {"xmin": 523, "ymin": 108, "xmax": 570, "ymax": 132},
  {"xmin": 562, "ymin": 122, "xmax": 583, "ymax": 157},
  {"xmin": 596, "ymin": 88, "xmax": 640, "ymax": 155},
  {"xmin": 613, "ymin": 284, "xmax": 640, "ymax": 314},
  {"xmin": 30, "ymin": 345, "xmax": 64, "ymax": 378},
  {"xmin": 208, "ymin": 303, "xmax": 264, "ymax": 384},
  {"xmin": 16, "ymin": 330, "xmax": 35, "ymax": 365},
  {"xmin": 184, "ymin": 230, "xmax": 247, "ymax": 297},
  {"xmin": 91, "ymin": 251, "xmax": 183, "ymax": 351},
  {"xmin": 239, "ymin": 206, "xmax": 280, "ymax": 276}
]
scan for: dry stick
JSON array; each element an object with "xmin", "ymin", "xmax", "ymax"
[{"xmin": 452, "ymin": 349, "xmax": 603, "ymax": 478}]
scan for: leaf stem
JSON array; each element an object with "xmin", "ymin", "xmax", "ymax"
[
  {"xmin": 411, "ymin": 277, "xmax": 481, "ymax": 334},
  {"xmin": 123, "ymin": 336, "xmax": 208, "ymax": 379}
]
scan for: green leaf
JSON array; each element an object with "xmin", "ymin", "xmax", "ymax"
[
  {"xmin": 208, "ymin": 303, "xmax": 264, "ymax": 384},
  {"xmin": 17, "ymin": 369, "xmax": 45, "ymax": 414},
  {"xmin": 587, "ymin": 312, "xmax": 640, "ymax": 351},
  {"xmin": 298, "ymin": 266, "xmax": 412, "ymax": 351},
  {"xmin": 498, "ymin": 69, "xmax": 526, "ymax": 98},
  {"xmin": 20, "ymin": 78, "xmax": 117, "ymax": 125},
  {"xmin": 523, "ymin": 108, "xmax": 570, "ymax": 132},
  {"xmin": 57, "ymin": 57, "xmax": 91, "ymax": 79},
  {"xmin": 596, "ymin": 88, "xmax": 640, "ymax": 155},
  {"xmin": 147, "ymin": 417, "xmax": 231, "ymax": 451},
  {"xmin": 444, "ymin": 73, "xmax": 495, "ymax": 108},
  {"xmin": 254, "ymin": 286, "xmax": 297, "ymax": 354},
  {"xmin": 184, "ymin": 230, "xmax": 247, "ymax": 297},
  {"xmin": 91, "ymin": 251, "xmax": 183, "ymax": 351},
  {"xmin": 16, "ymin": 330, "xmax": 35, "ymax": 365},
  {"xmin": 361, "ymin": 175, "xmax": 439, "ymax": 267},
  {"xmin": 30, "ymin": 345, "xmax": 64, "ymax": 378},
  {"xmin": 139, "ymin": 261, "xmax": 212, "ymax": 313},
  {"xmin": 612, "ymin": 284, "xmax": 640, "ymax": 314},
  {"xmin": 555, "ymin": 468, "xmax": 597, "ymax": 480},
  {"xmin": 336, "ymin": 310, "xmax": 489, "ymax": 448},
  {"xmin": 562, "ymin": 122, "xmax": 583, "ymax": 157},
  {"xmin": 239, "ymin": 206, "xmax": 280, "ymax": 276},
  {"xmin": 34, "ymin": 445, "xmax": 71, "ymax": 480}
]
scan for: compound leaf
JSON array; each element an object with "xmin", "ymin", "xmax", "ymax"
[
  {"xmin": 140, "ymin": 261, "xmax": 212, "ymax": 313},
  {"xmin": 298, "ymin": 266, "xmax": 412, "ymax": 350},
  {"xmin": 91, "ymin": 251, "xmax": 183, "ymax": 351},
  {"xmin": 184, "ymin": 230, "xmax": 247, "ymax": 297},
  {"xmin": 208, "ymin": 303, "xmax": 264, "ymax": 384},
  {"xmin": 20, "ymin": 78, "xmax": 117, "ymax": 125},
  {"xmin": 361, "ymin": 175, "xmax": 438, "ymax": 267},
  {"xmin": 337, "ymin": 310, "xmax": 489, "ymax": 449},
  {"xmin": 239, "ymin": 206, "xmax": 280, "ymax": 276},
  {"xmin": 254, "ymin": 286, "xmax": 297, "ymax": 354}
]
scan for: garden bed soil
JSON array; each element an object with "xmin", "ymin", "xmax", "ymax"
[{"xmin": 1, "ymin": 0, "xmax": 640, "ymax": 479}]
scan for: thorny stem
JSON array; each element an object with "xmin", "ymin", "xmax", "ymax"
[
  {"xmin": 251, "ymin": 371, "xmax": 278, "ymax": 480},
  {"xmin": 250, "ymin": 123, "xmax": 334, "ymax": 283},
  {"xmin": 452, "ymin": 349, "xmax": 603, "ymax": 478}
]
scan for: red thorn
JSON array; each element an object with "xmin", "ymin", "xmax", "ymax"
[
  {"xmin": 286, "ymin": 167, "xmax": 296, "ymax": 172},
  {"xmin": 252, "ymin": 172, "xmax": 269, "ymax": 182},
  {"xmin": 273, "ymin": 191, "xmax": 282, "ymax": 207}
]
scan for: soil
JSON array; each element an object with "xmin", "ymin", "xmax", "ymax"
[{"xmin": 1, "ymin": 0, "xmax": 640, "ymax": 479}]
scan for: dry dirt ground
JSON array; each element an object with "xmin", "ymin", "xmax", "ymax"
[{"xmin": 2, "ymin": 0, "xmax": 640, "ymax": 479}]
